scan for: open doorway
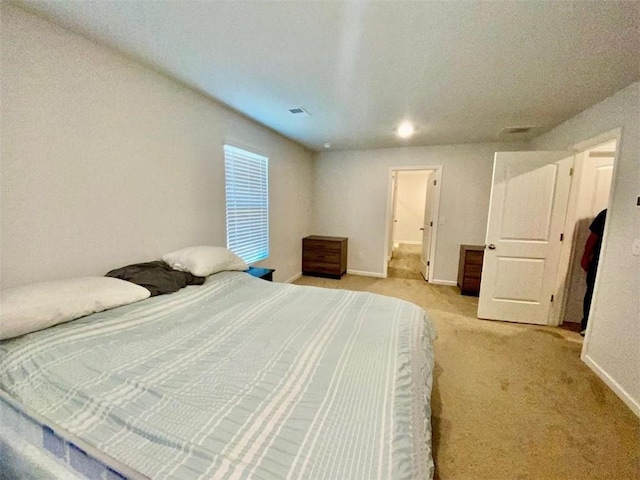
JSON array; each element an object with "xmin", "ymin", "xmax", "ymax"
[
  {"xmin": 556, "ymin": 139, "xmax": 616, "ymax": 331},
  {"xmin": 384, "ymin": 167, "xmax": 442, "ymax": 281},
  {"xmin": 388, "ymin": 170, "xmax": 429, "ymax": 280}
]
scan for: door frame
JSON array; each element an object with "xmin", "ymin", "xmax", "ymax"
[
  {"xmin": 383, "ymin": 165, "xmax": 443, "ymax": 281},
  {"xmin": 551, "ymin": 129, "xmax": 621, "ymax": 335},
  {"xmin": 549, "ymin": 139, "xmax": 618, "ymax": 326},
  {"xmin": 387, "ymin": 172, "xmax": 399, "ymax": 261}
]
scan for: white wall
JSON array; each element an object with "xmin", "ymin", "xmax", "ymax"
[
  {"xmin": 0, "ymin": 4, "xmax": 314, "ymax": 287},
  {"xmin": 314, "ymin": 142, "xmax": 529, "ymax": 282},
  {"xmin": 532, "ymin": 82, "xmax": 640, "ymax": 416},
  {"xmin": 393, "ymin": 171, "xmax": 429, "ymax": 244}
]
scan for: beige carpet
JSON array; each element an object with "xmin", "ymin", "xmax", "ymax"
[
  {"xmin": 388, "ymin": 243, "xmax": 424, "ymax": 280},
  {"xmin": 293, "ymin": 273, "xmax": 640, "ymax": 480}
]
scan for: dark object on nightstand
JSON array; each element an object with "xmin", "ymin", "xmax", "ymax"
[
  {"xmin": 302, "ymin": 235, "xmax": 348, "ymax": 279},
  {"xmin": 246, "ymin": 267, "xmax": 275, "ymax": 282},
  {"xmin": 457, "ymin": 245, "xmax": 484, "ymax": 296}
]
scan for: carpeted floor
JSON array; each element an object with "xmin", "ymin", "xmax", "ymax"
[
  {"xmin": 293, "ymin": 272, "xmax": 640, "ymax": 479},
  {"xmin": 387, "ymin": 243, "xmax": 424, "ymax": 280}
]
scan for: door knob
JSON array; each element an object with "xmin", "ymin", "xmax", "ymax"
[{"xmin": 487, "ymin": 244, "xmax": 496, "ymax": 250}]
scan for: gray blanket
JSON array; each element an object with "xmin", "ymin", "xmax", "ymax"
[{"xmin": 0, "ymin": 272, "xmax": 436, "ymax": 479}]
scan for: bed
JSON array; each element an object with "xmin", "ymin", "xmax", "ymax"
[{"xmin": 0, "ymin": 271, "xmax": 436, "ymax": 479}]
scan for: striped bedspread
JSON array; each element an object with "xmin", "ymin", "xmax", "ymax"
[{"xmin": 0, "ymin": 272, "xmax": 436, "ymax": 479}]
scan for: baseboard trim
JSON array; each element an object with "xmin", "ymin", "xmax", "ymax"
[
  {"xmin": 430, "ymin": 279, "xmax": 457, "ymax": 286},
  {"xmin": 583, "ymin": 353, "xmax": 640, "ymax": 418},
  {"xmin": 395, "ymin": 240, "xmax": 422, "ymax": 246},
  {"xmin": 347, "ymin": 269, "xmax": 386, "ymax": 278},
  {"xmin": 284, "ymin": 272, "xmax": 302, "ymax": 284}
]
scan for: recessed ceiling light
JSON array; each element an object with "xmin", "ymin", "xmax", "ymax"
[{"xmin": 397, "ymin": 122, "xmax": 415, "ymax": 139}]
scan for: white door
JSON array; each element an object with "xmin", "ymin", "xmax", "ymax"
[
  {"xmin": 587, "ymin": 156, "xmax": 614, "ymax": 214},
  {"xmin": 478, "ymin": 152, "xmax": 574, "ymax": 324},
  {"xmin": 420, "ymin": 171, "xmax": 436, "ymax": 280}
]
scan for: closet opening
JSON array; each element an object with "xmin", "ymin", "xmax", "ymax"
[{"xmin": 556, "ymin": 139, "xmax": 617, "ymax": 332}]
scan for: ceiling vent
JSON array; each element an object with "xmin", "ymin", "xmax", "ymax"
[
  {"xmin": 500, "ymin": 126, "xmax": 536, "ymax": 135},
  {"xmin": 288, "ymin": 107, "xmax": 311, "ymax": 117}
]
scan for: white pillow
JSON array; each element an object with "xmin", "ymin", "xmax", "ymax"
[
  {"xmin": 162, "ymin": 246, "xmax": 248, "ymax": 277},
  {"xmin": 0, "ymin": 277, "xmax": 151, "ymax": 340}
]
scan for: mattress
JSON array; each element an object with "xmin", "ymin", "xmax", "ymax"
[{"xmin": 0, "ymin": 271, "xmax": 436, "ymax": 479}]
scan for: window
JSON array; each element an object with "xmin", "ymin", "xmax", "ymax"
[{"xmin": 224, "ymin": 144, "xmax": 269, "ymax": 264}]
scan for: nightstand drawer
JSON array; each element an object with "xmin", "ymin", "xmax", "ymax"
[
  {"xmin": 303, "ymin": 250, "xmax": 341, "ymax": 264},
  {"xmin": 462, "ymin": 277, "xmax": 481, "ymax": 292},
  {"xmin": 302, "ymin": 261, "xmax": 342, "ymax": 275},
  {"xmin": 466, "ymin": 251, "xmax": 484, "ymax": 265},
  {"xmin": 465, "ymin": 264, "xmax": 483, "ymax": 278},
  {"xmin": 303, "ymin": 239, "xmax": 343, "ymax": 253}
]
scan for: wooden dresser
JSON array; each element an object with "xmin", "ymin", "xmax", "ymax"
[
  {"xmin": 302, "ymin": 236, "xmax": 348, "ymax": 279},
  {"xmin": 457, "ymin": 245, "xmax": 485, "ymax": 296}
]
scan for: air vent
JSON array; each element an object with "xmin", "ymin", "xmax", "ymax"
[
  {"xmin": 288, "ymin": 107, "xmax": 311, "ymax": 117},
  {"xmin": 500, "ymin": 126, "xmax": 536, "ymax": 135}
]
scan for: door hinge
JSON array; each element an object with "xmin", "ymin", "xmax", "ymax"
[
  {"xmin": 560, "ymin": 233, "xmax": 564, "ymax": 241},
  {"xmin": 550, "ymin": 294, "xmax": 554, "ymax": 302},
  {"xmin": 433, "ymin": 180, "xmax": 437, "ymax": 186},
  {"xmin": 569, "ymin": 167, "xmax": 574, "ymax": 176},
  {"xmin": 427, "ymin": 261, "xmax": 430, "ymax": 266},
  {"xmin": 430, "ymin": 221, "xmax": 433, "ymax": 227}
]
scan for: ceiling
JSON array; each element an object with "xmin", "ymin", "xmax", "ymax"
[{"xmin": 15, "ymin": 1, "xmax": 640, "ymax": 152}]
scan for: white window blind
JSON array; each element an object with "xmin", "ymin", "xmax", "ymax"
[{"xmin": 224, "ymin": 145, "xmax": 269, "ymax": 264}]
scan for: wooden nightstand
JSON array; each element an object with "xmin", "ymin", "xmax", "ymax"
[
  {"xmin": 246, "ymin": 267, "xmax": 275, "ymax": 282},
  {"xmin": 457, "ymin": 245, "xmax": 484, "ymax": 296},
  {"xmin": 302, "ymin": 235, "xmax": 348, "ymax": 279}
]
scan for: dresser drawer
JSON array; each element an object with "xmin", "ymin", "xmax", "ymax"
[
  {"xmin": 303, "ymin": 250, "xmax": 341, "ymax": 264},
  {"xmin": 462, "ymin": 277, "xmax": 481, "ymax": 292},
  {"xmin": 303, "ymin": 239, "xmax": 342, "ymax": 253},
  {"xmin": 464, "ymin": 264, "xmax": 483, "ymax": 278},
  {"xmin": 302, "ymin": 261, "xmax": 342, "ymax": 275},
  {"xmin": 466, "ymin": 251, "xmax": 484, "ymax": 265}
]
